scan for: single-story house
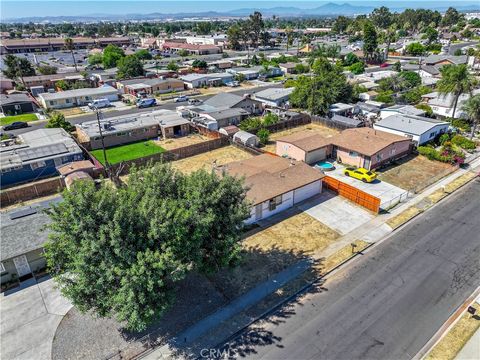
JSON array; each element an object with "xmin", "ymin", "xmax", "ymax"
[
  {"xmin": 276, "ymin": 128, "xmax": 412, "ymax": 169},
  {"xmin": 227, "ymin": 67, "xmax": 261, "ymax": 80},
  {"xmin": 233, "ymin": 130, "xmax": 259, "ymax": 147},
  {"xmin": 253, "ymin": 87, "xmax": 294, "ymax": 107},
  {"xmin": 276, "ymin": 131, "xmax": 334, "ymax": 165},
  {"xmin": 279, "ymin": 62, "xmax": 297, "ymax": 74},
  {"xmin": 422, "ymin": 89, "xmax": 480, "ymax": 119},
  {"xmin": 157, "ymin": 111, "xmax": 191, "ymax": 138},
  {"xmin": 423, "ymin": 55, "xmax": 468, "ymax": 66},
  {"xmin": 358, "ymin": 90, "xmax": 378, "ymax": 101},
  {"xmin": 200, "ymin": 108, "xmax": 250, "ymax": 128},
  {"xmin": 37, "ymin": 85, "xmax": 118, "ymax": 109},
  {"xmin": 180, "ymin": 72, "xmax": 234, "ymax": 88},
  {"xmin": 1, "ymin": 197, "xmax": 62, "ymax": 283},
  {"xmin": 380, "ymin": 104, "xmax": 426, "ymax": 119},
  {"xmin": 161, "ymin": 41, "xmax": 222, "ymax": 55},
  {"xmin": 219, "ymin": 154, "xmax": 325, "ymax": 224},
  {"xmin": 0, "ymin": 93, "xmax": 36, "ymax": 115},
  {"xmin": 0, "ymin": 128, "xmax": 84, "ymax": 187},
  {"xmin": 21, "ymin": 72, "xmax": 84, "ymax": 90},
  {"xmin": 329, "ymin": 103, "xmax": 356, "ymax": 116},
  {"xmin": 76, "ymin": 112, "xmax": 159, "ymax": 150},
  {"xmin": 118, "ymin": 78, "xmax": 185, "ymax": 95},
  {"xmin": 203, "ymin": 92, "xmax": 262, "ymax": 115},
  {"xmin": 373, "ymin": 114, "xmax": 450, "ymax": 145}
]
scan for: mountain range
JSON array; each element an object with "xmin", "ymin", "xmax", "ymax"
[{"xmin": 4, "ymin": 2, "xmax": 480, "ymax": 23}]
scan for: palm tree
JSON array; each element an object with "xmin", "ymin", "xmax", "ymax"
[
  {"xmin": 462, "ymin": 94, "xmax": 480, "ymax": 139},
  {"xmin": 64, "ymin": 38, "xmax": 78, "ymax": 72},
  {"xmin": 285, "ymin": 26, "xmax": 293, "ymax": 52},
  {"xmin": 437, "ymin": 64, "xmax": 477, "ymax": 118}
]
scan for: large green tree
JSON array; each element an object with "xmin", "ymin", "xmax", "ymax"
[
  {"xmin": 2, "ymin": 54, "xmax": 35, "ymax": 85},
  {"xmin": 290, "ymin": 58, "xmax": 352, "ymax": 115},
  {"xmin": 45, "ymin": 112, "xmax": 74, "ymax": 132},
  {"xmin": 45, "ymin": 164, "xmax": 250, "ymax": 331},
  {"xmin": 437, "ymin": 64, "xmax": 477, "ymax": 119},
  {"xmin": 102, "ymin": 44, "xmax": 125, "ymax": 69},
  {"xmin": 462, "ymin": 94, "xmax": 480, "ymax": 139},
  {"xmin": 362, "ymin": 21, "xmax": 378, "ymax": 62},
  {"xmin": 249, "ymin": 11, "xmax": 265, "ymax": 49},
  {"xmin": 117, "ymin": 55, "xmax": 144, "ymax": 79}
]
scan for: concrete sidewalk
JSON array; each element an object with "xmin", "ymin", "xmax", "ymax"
[{"xmin": 142, "ymin": 260, "xmax": 312, "ymax": 359}]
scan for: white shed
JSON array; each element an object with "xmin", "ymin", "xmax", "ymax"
[{"xmin": 233, "ymin": 130, "xmax": 259, "ymax": 147}]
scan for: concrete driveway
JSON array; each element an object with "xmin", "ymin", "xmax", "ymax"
[
  {"xmin": 1, "ymin": 277, "xmax": 71, "ymax": 360},
  {"xmin": 327, "ymin": 165, "xmax": 409, "ymax": 209},
  {"xmin": 298, "ymin": 191, "xmax": 375, "ymax": 235}
]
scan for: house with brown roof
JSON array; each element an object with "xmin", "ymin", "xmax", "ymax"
[
  {"xmin": 276, "ymin": 128, "xmax": 412, "ymax": 170},
  {"xmin": 219, "ymin": 154, "xmax": 325, "ymax": 224}
]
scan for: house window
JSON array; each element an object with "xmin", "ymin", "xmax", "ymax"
[
  {"xmin": 376, "ymin": 153, "xmax": 383, "ymax": 162},
  {"xmin": 429, "ymin": 132, "xmax": 436, "ymax": 138},
  {"xmin": 30, "ymin": 161, "xmax": 46, "ymax": 170},
  {"xmin": 49, "ymin": 101, "xmax": 56, "ymax": 106},
  {"xmin": 391, "ymin": 148, "xmax": 397, "ymax": 156},
  {"xmin": 1, "ymin": 167, "xmax": 12, "ymax": 173},
  {"xmin": 0, "ymin": 262, "xmax": 5, "ymax": 273},
  {"xmin": 14, "ymin": 104, "xmax": 21, "ymax": 110},
  {"xmin": 65, "ymin": 98, "xmax": 71, "ymax": 103},
  {"xmin": 268, "ymin": 195, "xmax": 282, "ymax": 211},
  {"xmin": 349, "ymin": 151, "xmax": 358, "ymax": 157}
]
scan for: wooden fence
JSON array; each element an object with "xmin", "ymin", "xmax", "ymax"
[
  {"xmin": 247, "ymin": 114, "xmax": 311, "ymax": 135},
  {"xmin": 0, "ymin": 177, "xmax": 65, "ymax": 207},
  {"xmin": 323, "ymin": 175, "xmax": 381, "ymax": 213}
]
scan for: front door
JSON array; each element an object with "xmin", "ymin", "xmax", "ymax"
[
  {"xmin": 255, "ymin": 204, "xmax": 263, "ymax": 221},
  {"xmin": 363, "ymin": 157, "xmax": 371, "ymax": 169},
  {"xmin": 13, "ymin": 255, "xmax": 31, "ymax": 278}
]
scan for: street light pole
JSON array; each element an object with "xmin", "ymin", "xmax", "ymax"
[{"xmin": 93, "ymin": 106, "xmax": 110, "ymax": 179}]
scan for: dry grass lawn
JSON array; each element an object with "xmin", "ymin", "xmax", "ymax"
[
  {"xmin": 376, "ymin": 155, "xmax": 456, "ymax": 192},
  {"xmin": 244, "ymin": 212, "xmax": 340, "ymax": 255},
  {"xmin": 426, "ymin": 302, "xmax": 480, "ymax": 360},
  {"xmin": 386, "ymin": 206, "xmax": 423, "ymax": 229},
  {"xmin": 443, "ymin": 171, "xmax": 477, "ymax": 193},
  {"xmin": 171, "ymin": 145, "xmax": 253, "ymax": 174},
  {"xmin": 320, "ymin": 239, "xmax": 370, "ymax": 273},
  {"xmin": 57, "ymin": 107, "xmax": 85, "ymax": 117},
  {"xmin": 263, "ymin": 123, "xmax": 340, "ymax": 153},
  {"xmin": 208, "ymin": 213, "xmax": 340, "ymax": 299},
  {"xmin": 154, "ymin": 133, "xmax": 210, "ymax": 151}
]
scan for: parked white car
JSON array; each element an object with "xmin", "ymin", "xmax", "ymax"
[{"xmin": 174, "ymin": 95, "xmax": 189, "ymax": 102}]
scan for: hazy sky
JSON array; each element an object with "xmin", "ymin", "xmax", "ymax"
[{"xmin": 2, "ymin": 1, "xmax": 479, "ymax": 19}]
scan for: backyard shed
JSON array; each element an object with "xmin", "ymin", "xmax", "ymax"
[{"xmin": 233, "ymin": 130, "xmax": 259, "ymax": 147}]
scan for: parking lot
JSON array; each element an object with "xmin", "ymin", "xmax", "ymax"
[{"xmin": 327, "ymin": 164, "xmax": 409, "ymax": 210}]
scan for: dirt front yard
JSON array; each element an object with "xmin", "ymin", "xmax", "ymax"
[
  {"xmin": 154, "ymin": 133, "xmax": 210, "ymax": 151},
  {"xmin": 263, "ymin": 123, "xmax": 340, "ymax": 153},
  {"xmin": 171, "ymin": 145, "xmax": 253, "ymax": 174},
  {"xmin": 376, "ymin": 154, "xmax": 456, "ymax": 192}
]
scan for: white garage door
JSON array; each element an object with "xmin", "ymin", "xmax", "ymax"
[
  {"xmin": 294, "ymin": 181, "xmax": 322, "ymax": 204},
  {"xmin": 306, "ymin": 149, "xmax": 327, "ymax": 164}
]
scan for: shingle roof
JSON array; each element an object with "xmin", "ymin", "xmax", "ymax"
[
  {"xmin": 331, "ymin": 127, "xmax": 410, "ymax": 156},
  {"xmin": 203, "ymin": 92, "xmax": 244, "ymax": 109},
  {"xmin": 276, "ymin": 131, "xmax": 333, "ymax": 152},
  {"xmin": 220, "ymin": 154, "xmax": 324, "ymax": 205},
  {"xmin": 0, "ymin": 93, "xmax": 33, "ymax": 106},
  {"xmin": 0, "ymin": 197, "xmax": 62, "ymax": 261}
]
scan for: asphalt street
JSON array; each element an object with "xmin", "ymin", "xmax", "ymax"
[
  {"xmin": 7, "ymin": 83, "xmax": 282, "ymax": 135},
  {"xmin": 220, "ymin": 178, "xmax": 480, "ymax": 360}
]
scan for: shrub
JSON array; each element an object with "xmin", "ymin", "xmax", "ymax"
[
  {"xmin": 418, "ymin": 146, "xmax": 439, "ymax": 161},
  {"xmin": 451, "ymin": 118, "xmax": 471, "ymax": 132},
  {"xmin": 239, "ymin": 117, "xmax": 262, "ymax": 131},
  {"xmin": 451, "ymin": 134, "xmax": 476, "ymax": 150},
  {"xmin": 349, "ymin": 62, "xmax": 365, "ymax": 75},
  {"xmin": 257, "ymin": 128, "xmax": 270, "ymax": 145},
  {"xmin": 263, "ymin": 113, "xmax": 279, "ymax": 126},
  {"xmin": 439, "ymin": 133, "xmax": 450, "ymax": 145}
]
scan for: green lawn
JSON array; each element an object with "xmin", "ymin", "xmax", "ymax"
[
  {"xmin": 91, "ymin": 140, "xmax": 166, "ymax": 165},
  {"xmin": 1, "ymin": 113, "xmax": 38, "ymax": 126}
]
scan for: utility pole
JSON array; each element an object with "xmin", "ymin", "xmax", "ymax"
[{"xmin": 93, "ymin": 106, "xmax": 110, "ymax": 179}]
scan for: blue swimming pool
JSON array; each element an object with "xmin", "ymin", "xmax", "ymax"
[{"xmin": 315, "ymin": 161, "xmax": 335, "ymax": 171}]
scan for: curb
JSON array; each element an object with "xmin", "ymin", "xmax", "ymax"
[
  {"xmin": 387, "ymin": 172, "xmax": 478, "ymax": 231},
  {"xmin": 413, "ymin": 287, "xmax": 480, "ymax": 360},
  {"xmin": 196, "ymin": 174, "xmax": 479, "ymax": 358}
]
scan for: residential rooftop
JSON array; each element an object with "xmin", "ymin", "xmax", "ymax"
[
  {"xmin": 37, "ymin": 85, "xmax": 118, "ymax": 101},
  {"xmin": 254, "ymin": 87, "xmax": 294, "ymax": 102},
  {"xmin": 374, "ymin": 114, "xmax": 449, "ymax": 136}
]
